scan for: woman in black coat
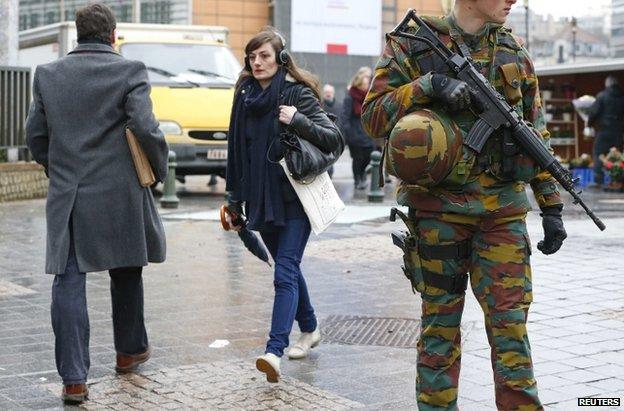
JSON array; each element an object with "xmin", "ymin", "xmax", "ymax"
[
  {"xmin": 341, "ymin": 66, "xmax": 375, "ymax": 190},
  {"xmin": 225, "ymin": 27, "xmax": 343, "ymax": 383}
]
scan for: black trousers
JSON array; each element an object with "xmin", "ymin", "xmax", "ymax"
[{"xmin": 350, "ymin": 146, "xmax": 374, "ymax": 183}]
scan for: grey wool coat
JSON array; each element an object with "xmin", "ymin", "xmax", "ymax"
[{"xmin": 25, "ymin": 43, "xmax": 169, "ymax": 274}]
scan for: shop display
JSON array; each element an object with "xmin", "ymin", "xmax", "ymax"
[{"xmin": 541, "ymin": 84, "xmax": 578, "ymax": 160}]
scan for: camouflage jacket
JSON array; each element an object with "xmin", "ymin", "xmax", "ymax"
[{"xmin": 362, "ymin": 14, "xmax": 563, "ymax": 218}]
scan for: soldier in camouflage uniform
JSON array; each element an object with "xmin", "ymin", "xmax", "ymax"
[{"xmin": 362, "ymin": 1, "xmax": 568, "ymax": 410}]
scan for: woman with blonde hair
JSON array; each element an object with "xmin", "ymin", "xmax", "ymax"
[
  {"xmin": 225, "ymin": 27, "xmax": 343, "ymax": 383},
  {"xmin": 341, "ymin": 66, "xmax": 375, "ymax": 190}
]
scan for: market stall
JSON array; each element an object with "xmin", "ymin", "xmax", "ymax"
[{"xmin": 536, "ymin": 59, "xmax": 624, "ymax": 188}]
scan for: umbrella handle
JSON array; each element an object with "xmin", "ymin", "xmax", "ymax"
[
  {"xmin": 220, "ymin": 205, "xmax": 245, "ymax": 231},
  {"xmin": 220, "ymin": 205, "xmax": 233, "ymax": 231}
]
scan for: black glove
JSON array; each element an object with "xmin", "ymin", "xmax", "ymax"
[
  {"xmin": 227, "ymin": 199, "xmax": 244, "ymax": 216},
  {"xmin": 431, "ymin": 74, "xmax": 471, "ymax": 112},
  {"xmin": 537, "ymin": 206, "xmax": 567, "ymax": 255}
]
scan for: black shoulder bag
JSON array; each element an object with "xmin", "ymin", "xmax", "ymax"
[{"xmin": 280, "ymin": 85, "xmax": 341, "ymax": 183}]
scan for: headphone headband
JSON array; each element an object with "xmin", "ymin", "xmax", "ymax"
[
  {"xmin": 273, "ymin": 30, "xmax": 289, "ymax": 66},
  {"xmin": 274, "ymin": 31, "xmax": 287, "ymax": 49}
]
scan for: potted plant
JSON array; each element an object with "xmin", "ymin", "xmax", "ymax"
[
  {"xmin": 601, "ymin": 147, "xmax": 624, "ymax": 192},
  {"xmin": 569, "ymin": 153, "xmax": 592, "ymax": 169},
  {"xmin": 569, "ymin": 153, "xmax": 593, "ymax": 187}
]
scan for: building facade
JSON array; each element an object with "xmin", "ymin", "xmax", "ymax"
[
  {"xmin": 19, "ymin": 0, "xmax": 445, "ymax": 99},
  {"xmin": 19, "ymin": 0, "xmax": 192, "ymax": 31},
  {"xmin": 613, "ymin": 0, "xmax": 624, "ymax": 57},
  {"xmin": 507, "ymin": 6, "xmax": 611, "ymax": 65}
]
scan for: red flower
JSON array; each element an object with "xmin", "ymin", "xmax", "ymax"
[{"xmin": 605, "ymin": 161, "xmax": 614, "ymax": 169}]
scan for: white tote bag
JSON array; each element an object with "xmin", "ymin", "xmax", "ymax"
[{"xmin": 279, "ymin": 159, "xmax": 345, "ymax": 235}]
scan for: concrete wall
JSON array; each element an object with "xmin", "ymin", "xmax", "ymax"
[{"xmin": 0, "ymin": 0, "xmax": 19, "ymax": 65}]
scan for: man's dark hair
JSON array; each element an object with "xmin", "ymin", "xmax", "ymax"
[{"xmin": 75, "ymin": 3, "xmax": 116, "ymax": 43}]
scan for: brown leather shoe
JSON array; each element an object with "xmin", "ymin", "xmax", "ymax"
[
  {"xmin": 62, "ymin": 383, "xmax": 88, "ymax": 403},
  {"xmin": 116, "ymin": 346, "xmax": 152, "ymax": 373}
]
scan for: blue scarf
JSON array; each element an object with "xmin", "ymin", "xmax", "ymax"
[{"xmin": 226, "ymin": 68, "xmax": 287, "ymax": 231}]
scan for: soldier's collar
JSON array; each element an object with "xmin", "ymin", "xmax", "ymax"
[
  {"xmin": 446, "ymin": 13, "xmax": 493, "ymax": 39},
  {"xmin": 445, "ymin": 13, "xmax": 501, "ymax": 51},
  {"xmin": 420, "ymin": 15, "xmax": 450, "ymax": 34}
]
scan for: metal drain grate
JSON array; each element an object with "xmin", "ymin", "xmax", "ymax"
[{"xmin": 322, "ymin": 315, "xmax": 420, "ymax": 348}]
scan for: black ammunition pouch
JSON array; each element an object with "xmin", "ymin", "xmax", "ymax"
[{"xmin": 501, "ymin": 128, "xmax": 520, "ymax": 178}]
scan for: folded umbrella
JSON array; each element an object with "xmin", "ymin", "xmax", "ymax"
[{"xmin": 220, "ymin": 205, "xmax": 272, "ymax": 266}]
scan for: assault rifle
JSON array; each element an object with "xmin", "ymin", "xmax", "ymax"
[{"xmin": 391, "ymin": 10, "xmax": 605, "ymax": 231}]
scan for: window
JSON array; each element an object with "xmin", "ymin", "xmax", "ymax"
[
  {"xmin": 119, "ymin": 43, "xmax": 242, "ymax": 85},
  {"xmin": 45, "ymin": 10, "xmax": 58, "ymax": 25}
]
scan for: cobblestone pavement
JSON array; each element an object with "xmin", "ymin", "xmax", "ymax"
[
  {"xmin": 41, "ymin": 361, "xmax": 361, "ymax": 410},
  {"xmin": 1, "ymin": 163, "xmax": 624, "ymax": 410}
]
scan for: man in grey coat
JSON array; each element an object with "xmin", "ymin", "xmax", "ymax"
[{"xmin": 25, "ymin": 3, "xmax": 168, "ymax": 403}]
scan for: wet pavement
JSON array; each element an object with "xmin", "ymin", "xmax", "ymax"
[{"xmin": 1, "ymin": 154, "xmax": 624, "ymax": 410}]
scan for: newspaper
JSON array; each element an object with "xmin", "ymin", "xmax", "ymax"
[{"xmin": 279, "ymin": 159, "xmax": 345, "ymax": 235}]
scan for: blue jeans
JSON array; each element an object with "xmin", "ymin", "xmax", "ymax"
[
  {"xmin": 51, "ymin": 241, "xmax": 149, "ymax": 384},
  {"xmin": 260, "ymin": 218, "xmax": 317, "ymax": 357}
]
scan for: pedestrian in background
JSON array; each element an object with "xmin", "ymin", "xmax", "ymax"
[
  {"xmin": 363, "ymin": 0, "xmax": 567, "ymax": 408},
  {"xmin": 341, "ymin": 66, "xmax": 375, "ymax": 190},
  {"xmin": 322, "ymin": 83, "xmax": 342, "ymax": 178},
  {"xmin": 588, "ymin": 75, "xmax": 624, "ymax": 187},
  {"xmin": 322, "ymin": 84, "xmax": 341, "ymax": 120},
  {"xmin": 25, "ymin": 3, "xmax": 168, "ymax": 404},
  {"xmin": 225, "ymin": 27, "xmax": 343, "ymax": 383}
]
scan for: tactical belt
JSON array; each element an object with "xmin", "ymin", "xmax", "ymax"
[
  {"xmin": 420, "ymin": 240, "xmax": 470, "ymax": 294},
  {"xmin": 419, "ymin": 240, "xmax": 471, "ymax": 260},
  {"xmin": 422, "ymin": 271, "xmax": 469, "ymax": 294}
]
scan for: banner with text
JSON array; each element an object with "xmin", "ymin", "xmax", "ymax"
[{"xmin": 290, "ymin": 0, "xmax": 382, "ymax": 56}]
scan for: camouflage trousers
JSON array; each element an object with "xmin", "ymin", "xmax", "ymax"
[{"xmin": 405, "ymin": 212, "xmax": 542, "ymax": 411}]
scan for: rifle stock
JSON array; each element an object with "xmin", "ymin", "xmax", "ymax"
[{"xmin": 390, "ymin": 9, "xmax": 606, "ymax": 231}]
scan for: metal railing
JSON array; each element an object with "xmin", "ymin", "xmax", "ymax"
[{"xmin": 0, "ymin": 66, "xmax": 31, "ymax": 157}]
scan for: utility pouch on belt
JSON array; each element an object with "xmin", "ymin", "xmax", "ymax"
[
  {"xmin": 501, "ymin": 128, "xmax": 519, "ymax": 178},
  {"xmin": 498, "ymin": 63, "xmax": 523, "ymax": 105},
  {"xmin": 390, "ymin": 208, "xmax": 469, "ymax": 295}
]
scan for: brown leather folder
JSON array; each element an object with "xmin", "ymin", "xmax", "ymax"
[{"xmin": 126, "ymin": 128, "xmax": 156, "ymax": 187}]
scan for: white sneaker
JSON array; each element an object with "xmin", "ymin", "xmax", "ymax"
[
  {"xmin": 256, "ymin": 353, "xmax": 281, "ymax": 383},
  {"xmin": 287, "ymin": 327, "xmax": 321, "ymax": 360}
]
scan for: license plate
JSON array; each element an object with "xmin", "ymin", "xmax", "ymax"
[{"xmin": 206, "ymin": 149, "xmax": 227, "ymax": 160}]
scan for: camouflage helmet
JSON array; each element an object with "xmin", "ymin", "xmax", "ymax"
[{"xmin": 386, "ymin": 109, "xmax": 465, "ymax": 187}]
